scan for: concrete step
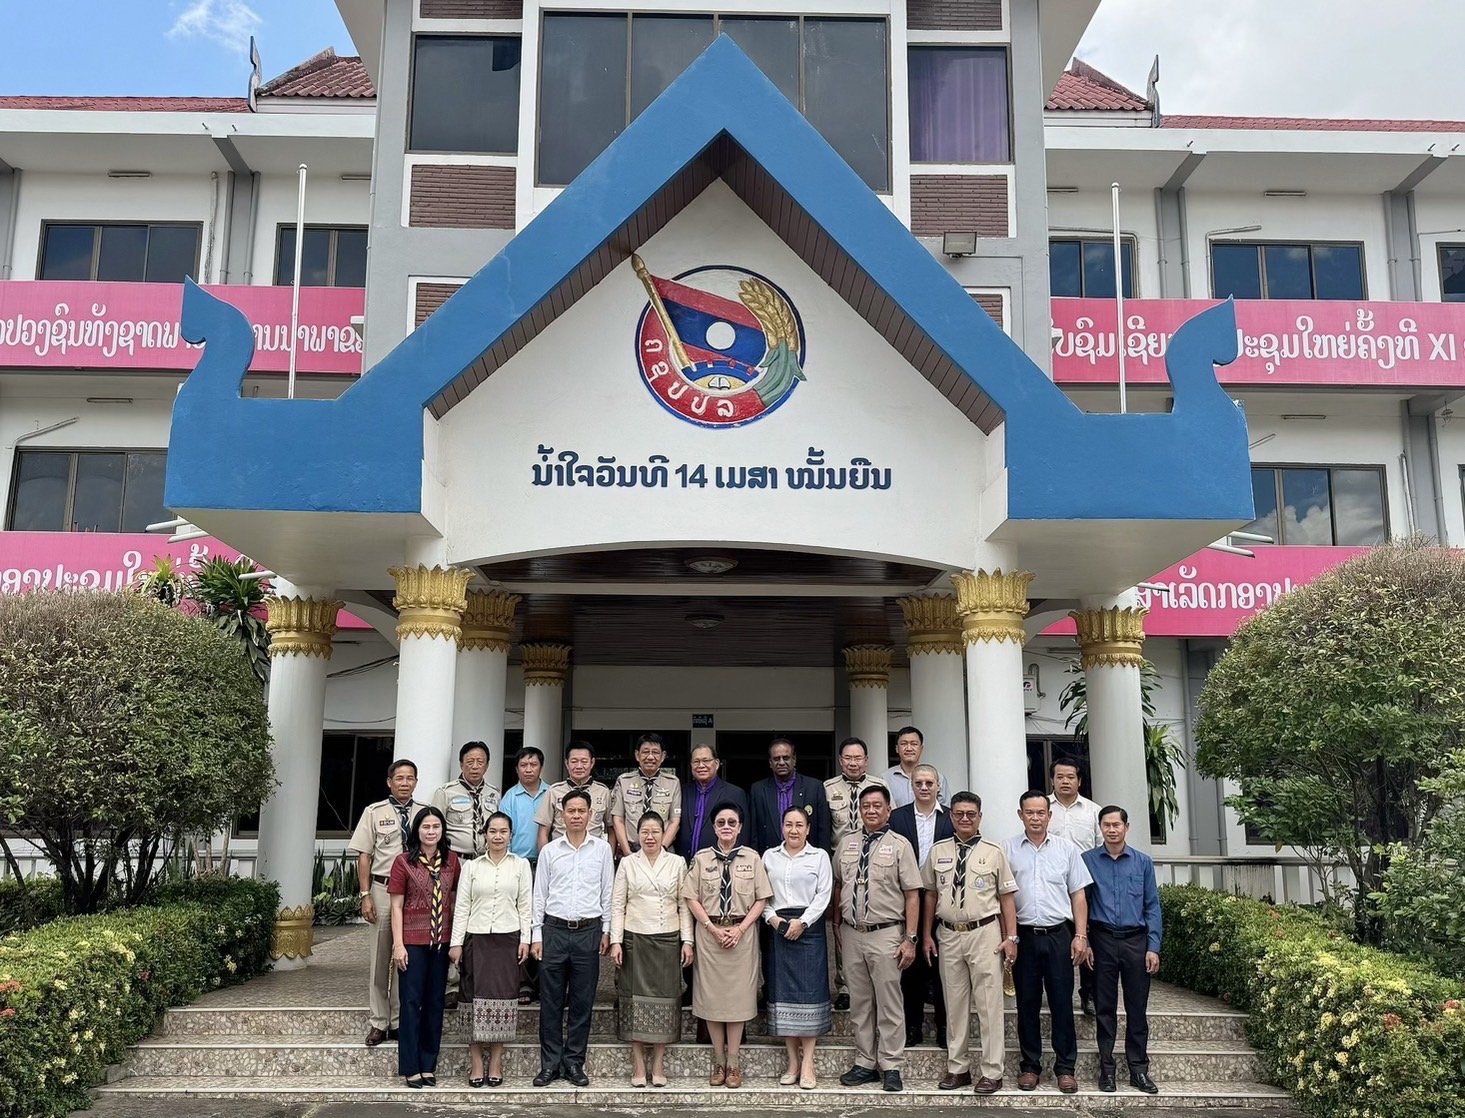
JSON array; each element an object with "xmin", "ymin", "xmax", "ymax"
[
  {"xmin": 97, "ymin": 1074, "xmax": 1296, "ymax": 1108},
  {"xmin": 120, "ymin": 1035, "xmax": 1262, "ymax": 1082},
  {"xmin": 156, "ymin": 1002, "xmax": 1250, "ymax": 1042}
]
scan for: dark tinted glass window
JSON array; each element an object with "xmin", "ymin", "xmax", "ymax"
[
  {"xmin": 143, "ymin": 225, "xmax": 200, "ymax": 283},
  {"xmin": 722, "ymin": 17, "xmax": 798, "ymax": 102},
  {"xmin": 8, "ymin": 452, "xmax": 70, "ymax": 531},
  {"xmin": 40, "ymin": 223, "xmax": 197, "ymax": 283},
  {"xmin": 1212, "ymin": 243, "xmax": 1262, "ymax": 299},
  {"xmin": 1248, "ymin": 466, "xmax": 1386, "ymax": 546},
  {"xmin": 6, "ymin": 450, "xmax": 166, "ymax": 534},
  {"xmin": 1330, "ymin": 468, "xmax": 1386, "ymax": 545},
  {"xmin": 538, "ymin": 14, "xmax": 629, "ymax": 185},
  {"xmin": 96, "ymin": 225, "xmax": 149, "ymax": 282},
  {"xmin": 631, "ymin": 16, "xmax": 714, "ymax": 118},
  {"xmin": 275, "ymin": 226, "xmax": 369, "ymax": 287},
  {"xmin": 71, "ymin": 453, "xmax": 126, "ymax": 533},
  {"xmin": 410, "ymin": 35, "xmax": 522, "ymax": 153},
  {"xmin": 1440, "ymin": 245, "xmax": 1465, "ymax": 302},
  {"xmin": 1280, "ymin": 467, "xmax": 1331, "ymax": 544},
  {"xmin": 39, "ymin": 225, "xmax": 96, "ymax": 280},
  {"xmin": 120, "ymin": 453, "xmax": 168, "ymax": 533},
  {"xmin": 907, "ymin": 46, "xmax": 1009, "ymax": 163},
  {"xmin": 1213, "ymin": 241, "xmax": 1364, "ymax": 300},
  {"xmin": 1049, "ymin": 238, "xmax": 1135, "ymax": 298},
  {"xmin": 1049, "ymin": 240, "xmax": 1082, "ymax": 298},
  {"xmin": 1312, "ymin": 244, "xmax": 1365, "ymax": 300},
  {"xmin": 1262, "ymin": 244, "xmax": 1313, "ymax": 299},
  {"xmin": 803, "ymin": 19, "xmax": 888, "ymax": 191},
  {"xmin": 334, "ymin": 229, "xmax": 368, "ymax": 288},
  {"xmin": 1246, "ymin": 467, "xmax": 1278, "ymax": 544}
]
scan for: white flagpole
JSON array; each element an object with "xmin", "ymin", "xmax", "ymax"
[
  {"xmin": 288, "ymin": 163, "xmax": 308, "ymax": 401},
  {"xmin": 1112, "ymin": 181, "xmax": 1126, "ymax": 414}
]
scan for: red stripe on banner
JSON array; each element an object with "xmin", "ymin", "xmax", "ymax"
[
  {"xmin": 651, "ymin": 276, "xmax": 761, "ymax": 329},
  {"xmin": 681, "ymin": 342, "xmax": 762, "ymax": 369}
]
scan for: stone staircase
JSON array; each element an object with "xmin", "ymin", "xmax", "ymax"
[{"xmin": 96, "ymin": 927, "xmax": 1294, "ymax": 1109}]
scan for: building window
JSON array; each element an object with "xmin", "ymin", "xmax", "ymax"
[
  {"xmin": 39, "ymin": 223, "xmax": 200, "ymax": 283},
  {"xmin": 1211, "ymin": 242, "xmax": 1365, "ymax": 301},
  {"xmin": 1246, "ymin": 465, "xmax": 1386, "ymax": 546},
  {"xmin": 908, "ymin": 46, "xmax": 1009, "ymax": 163},
  {"xmin": 409, "ymin": 35, "xmax": 522, "ymax": 153},
  {"xmin": 537, "ymin": 13, "xmax": 889, "ymax": 191},
  {"xmin": 1050, "ymin": 237, "xmax": 1136, "ymax": 298},
  {"xmin": 274, "ymin": 226, "xmax": 368, "ymax": 287},
  {"xmin": 7, "ymin": 450, "xmax": 167, "ymax": 533},
  {"xmin": 1440, "ymin": 244, "xmax": 1465, "ymax": 302}
]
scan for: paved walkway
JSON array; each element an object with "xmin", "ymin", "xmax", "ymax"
[{"xmin": 79, "ymin": 1102, "xmax": 1301, "ymax": 1118}]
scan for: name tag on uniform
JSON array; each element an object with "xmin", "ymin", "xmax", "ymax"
[
  {"xmin": 450, "ymin": 795, "xmax": 472, "ymax": 811},
  {"xmin": 375, "ymin": 817, "xmax": 397, "ymax": 832},
  {"xmin": 733, "ymin": 862, "xmax": 755, "ymax": 877},
  {"xmin": 933, "ymin": 855, "xmax": 956, "ymax": 871},
  {"xmin": 626, "ymin": 786, "xmax": 643, "ymax": 800}
]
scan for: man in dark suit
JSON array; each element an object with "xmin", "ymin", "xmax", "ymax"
[
  {"xmin": 678, "ymin": 741, "xmax": 748, "ymax": 858},
  {"xmin": 890, "ymin": 764, "xmax": 954, "ymax": 1047},
  {"xmin": 748, "ymin": 737, "xmax": 831, "ymax": 852}
]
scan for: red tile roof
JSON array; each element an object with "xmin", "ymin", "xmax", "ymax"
[
  {"xmin": 1161, "ymin": 114, "xmax": 1465, "ymax": 132},
  {"xmin": 257, "ymin": 49, "xmax": 374, "ymax": 100},
  {"xmin": 1047, "ymin": 59, "xmax": 1147, "ymax": 113},
  {"xmin": 0, "ymin": 95, "xmax": 248, "ymax": 112}
]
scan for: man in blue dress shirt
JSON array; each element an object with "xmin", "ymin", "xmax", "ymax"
[{"xmin": 1081, "ymin": 805, "xmax": 1162, "ymax": 1096}]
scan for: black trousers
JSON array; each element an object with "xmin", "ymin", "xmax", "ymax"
[
  {"xmin": 1092, "ymin": 926, "xmax": 1151, "ymax": 1074},
  {"xmin": 900, "ymin": 942, "xmax": 945, "ymax": 1041},
  {"xmin": 538, "ymin": 922, "xmax": 600, "ymax": 1073},
  {"xmin": 1014, "ymin": 924, "xmax": 1078, "ymax": 1075},
  {"xmin": 397, "ymin": 944, "xmax": 449, "ymax": 1077}
]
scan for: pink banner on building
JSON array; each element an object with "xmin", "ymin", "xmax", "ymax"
[
  {"xmin": 0, "ymin": 281, "xmax": 364, "ymax": 375},
  {"xmin": 1052, "ymin": 298, "xmax": 1465, "ymax": 389},
  {"xmin": 1043, "ymin": 545, "xmax": 1369, "ymax": 639},
  {"xmin": 0, "ymin": 532, "xmax": 370, "ymax": 629}
]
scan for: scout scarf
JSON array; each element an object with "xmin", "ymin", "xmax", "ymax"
[
  {"xmin": 420, "ymin": 849, "xmax": 445, "ymax": 943},
  {"xmin": 855, "ymin": 827, "xmax": 889, "ymax": 920}
]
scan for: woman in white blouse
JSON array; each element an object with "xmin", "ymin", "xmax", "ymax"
[
  {"xmin": 448, "ymin": 811, "xmax": 532, "ymax": 1087},
  {"xmin": 609, "ymin": 811, "xmax": 693, "ymax": 1087},
  {"xmin": 762, "ymin": 804, "xmax": 834, "ymax": 1089}
]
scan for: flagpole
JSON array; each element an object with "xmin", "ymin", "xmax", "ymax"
[
  {"xmin": 631, "ymin": 253, "xmax": 694, "ymax": 373},
  {"xmin": 288, "ymin": 163, "xmax": 307, "ymax": 401},
  {"xmin": 1112, "ymin": 181, "xmax": 1126, "ymax": 414}
]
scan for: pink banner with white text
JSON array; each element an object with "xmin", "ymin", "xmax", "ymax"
[
  {"xmin": 1043, "ymin": 545, "xmax": 1370, "ymax": 639},
  {"xmin": 0, "ymin": 281, "xmax": 364, "ymax": 375},
  {"xmin": 1052, "ymin": 298, "xmax": 1465, "ymax": 389},
  {"xmin": 0, "ymin": 532, "xmax": 370, "ymax": 629}
]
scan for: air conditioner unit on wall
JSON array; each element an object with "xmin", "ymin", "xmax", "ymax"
[{"xmin": 1022, "ymin": 674, "xmax": 1041, "ymax": 714}]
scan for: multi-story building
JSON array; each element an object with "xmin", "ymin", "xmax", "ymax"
[{"xmin": 2, "ymin": 3, "xmax": 1461, "ymax": 924}]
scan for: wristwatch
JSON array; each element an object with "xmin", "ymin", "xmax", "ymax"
[
  {"xmin": 1006, "ymin": 934, "xmax": 1019, "ymax": 944},
  {"xmin": 906, "ymin": 932, "xmax": 918, "ymax": 943},
  {"xmin": 359, "ymin": 889, "xmax": 371, "ymax": 898}
]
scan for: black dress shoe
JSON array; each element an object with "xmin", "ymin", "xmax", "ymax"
[
  {"xmin": 385, "ymin": 1027, "xmax": 400, "ymax": 1040},
  {"xmin": 532, "ymin": 1069, "xmax": 558, "ymax": 1087},
  {"xmin": 1081, "ymin": 995, "xmax": 1096, "ymax": 1018},
  {"xmin": 905, "ymin": 1030, "xmax": 922, "ymax": 1048},
  {"xmin": 882, "ymin": 1070, "xmax": 904, "ymax": 1093},
  {"xmin": 839, "ymin": 1065, "xmax": 881, "ymax": 1086},
  {"xmin": 833, "ymin": 991, "xmax": 851, "ymax": 1011},
  {"xmin": 1098, "ymin": 1071, "xmax": 1117, "ymax": 1093},
  {"xmin": 565, "ymin": 1066, "xmax": 590, "ymax": 1087},
  {"xmin": 1130, "ymin": 1071, "xmax": 1159, "ymax": 1094}
]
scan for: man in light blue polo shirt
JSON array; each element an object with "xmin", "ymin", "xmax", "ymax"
[{"xmin": 501, "ymin": 745, "xmax": 549, "ymax": 1004}]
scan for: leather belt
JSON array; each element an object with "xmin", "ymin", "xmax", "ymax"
[
  {"xmin": 939, "ymin": 914, "xmax": 999, "ymax": 933},
  {"xmin": 848, "ymin": 919, "xmax": 901, "ymax": 934},
  {"xmin": 543, "ymin": 914, "xmax": 599, "ymax": 930},
  {"xmin": 1019, "ymin": 922, "xmax": 1072, "ymax": 936},
  {"xmin": 1092, "ymin": 922, "xmax": 1147, "ymax": 939},
  {"xmin": 371, "ymin": 874, "xmax": 389, "ymax": 886},
  {"xmin": 709, "ymin": 915, "xmax": 742, "ymax": 926}
]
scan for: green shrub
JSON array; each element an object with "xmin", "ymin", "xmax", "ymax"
[
  {"xmin": 0, "ymin": 876, "xmax": 277, "ymax": 1118},
  {"xmin": 0, "ymin": 879, "xmax": 64, "ymax": 935},
  {"xmin": 1161, "ymin": 885, "xmax": 1465, "ymax": 1118}
]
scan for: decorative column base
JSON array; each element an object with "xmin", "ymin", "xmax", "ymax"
[{"xmin": 270, "ymin": 903, "xmax": 316, "ymax": 964}]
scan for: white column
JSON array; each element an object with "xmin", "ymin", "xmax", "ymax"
[
  {"xmin": 843, "ymin": 644, "xmax": 891, "ymax": 754},
  {"xmin": 953, "ymin": 569, "xmax": 1034, "ymax": 842},
  {"xmin": 453, "ymin": 590, "xmax": 521, "ymax": 773},
  {"xmin": 521, "ymin": 643, "xmax": 571, "ymax": 782},
  {"xmin": 898, "ymin": 594, "xmax": 968, "ymax": 790},
  {"xmin": 1072, "ymin": 598, "xmax": 1151, "ymax": 850},
  {"xmin": 258, "ymin": 594, "xmax": 342, "ymax": 969},
  {"xmin": 390, "ymin": 565, "xmax": 473, "ymax": 788}
]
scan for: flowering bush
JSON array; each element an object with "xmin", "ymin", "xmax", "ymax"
[
  {"xmin": 1161, "ymin": 885, "xmax": 1465, "ymax": 1118},
  {"xmin": 0, "ymin": 876, "xmax": 277, "ymax": 1118}
]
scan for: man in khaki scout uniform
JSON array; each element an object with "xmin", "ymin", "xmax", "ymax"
[
  {"xmin": 609, "ymin": 732, "xmax": 682, "ymax": 855},
  {"xmin": 347, "ymin": 758, "xmax": 425, "ymax": 1047},
  {"xmin": 921, "ymin": 790, "xmax": 1019, "ymax": 1094},
  {"xmin": 429, "ymin": 740, "xmax": 501, "ymax": 1006},
  {"xmin": 824, "ymin": 736, "xmax": 887, "ymax": 1010},
  {"xmin": 832, "ymin": 783, "xmax": 922, "ymax": 1093},
  {"xmin": 535, "ymin": 740, "xmax": 612, "ymax": 845}
]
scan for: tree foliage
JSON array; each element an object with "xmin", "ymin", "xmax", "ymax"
[
  {"xmin": 0, "ymin": 591, "xmax": 275, "ymax": 913},
  {"xmin": 1195, "ymin": 541, "xmax": 1465, "ymax": 928}
]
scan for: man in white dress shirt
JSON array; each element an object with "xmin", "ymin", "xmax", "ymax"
[
  {"xmin": 1047, "ymin": 756, "xmax": 1102, "ymax": 1016},
  {"xmin": 883, "ymin": 726, "xmax": 951, "ymax": 808},
  {"xmin": 531, "ymin": 788, "xmax": 613, "ymax": 1087}
]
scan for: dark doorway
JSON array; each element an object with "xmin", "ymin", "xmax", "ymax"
[
  {"xmin": 713, "ymin": 730, "xmax": 836, "ymax": 790},
  {"xmin": 1026, "ymin": 736, "xmax": 1091, "ymax": 798},
  {"xmin": 567, "ymin": 729, "xmax": 692, "ymax": 788}
]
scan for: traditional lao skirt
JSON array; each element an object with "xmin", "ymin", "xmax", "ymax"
[
  {"xmin": 764, "ymin": 908, "xmax": 833, "ymax": 1037},
  {"xmin": 617, "ymin": 930, "xmax": 683, "ymax": 1043},
  {"xmin": 460, "ymin": 932, "xmax": 519, "ymax": 1042}
]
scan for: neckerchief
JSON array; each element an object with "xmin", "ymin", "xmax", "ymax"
[
  {"xmin": 420, "ymin": 849, "xmax": 444, "ymax": 943},
  {"xmin": 712, "ymin": 845, "xmax": 741, "ymax": 915},
  {"xmin": 843, "ymin": 776, "xmax": 865, "ymax": 834},
  {"xmin": 774, "ymin": 773, "xmax": 797, "ymax": 820},
  {"xmin": 390, "ymin": 798, "xmax": 413, "ymax": 847},
  {"xmin": 460, "ymin": 779, "xmax": 487, "ymax": 851},
  {"xmin": 954, "ymin": 834, "xmax": 981, "ymax": 907},
  {"xmin": 855, "ymin": 827, "xmax": 888, "ymax": 920}
]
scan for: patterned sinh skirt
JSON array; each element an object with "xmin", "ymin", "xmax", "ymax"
[
  {"xmin": 765, "ymin": 908, "xmax": 833, "ymax": 1037},
  {"xmin": 617, "ymin": 930, "xmax": 683, "ymax": 1044},
  {"xmin": 460, "ymin": 932, "xmax": 519, "ymax": 1043}
]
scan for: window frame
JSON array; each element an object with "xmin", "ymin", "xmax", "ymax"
[
  {"xmin": 36, "ymin": 221, "xmax": 203, "ymax": 284},
  {"xmin": 1209, "ymin": 239, "xmax": 1368, "ymax": 301},
  {"xmin": 1247, "ymin": 463, "xmax": 1389, "ymax": 547},
  {"xmin": 534, "ymin": 11, "xmax": 892, "ymax": 191},
  {"xmin": 5, "ymin": 447, "xmax": 168, "ymax": 534},
  {"xmin": 906, "ymin": 43, "xmax": 1013, "ymax": 165},
  {"xmin": 1048, "ymin": 235, "xmax": 1139, "ymax": 299},
  {"xmin": 406, "ymin": 33, "xmax": 524, "ymax": 155},
  {"xmin": 1438, "ymin": 243, "xmax": 1465, "ymax": 303},
  {"xmin": 272, "ymin": 224, "xmax": 369, "ymax": 288}
]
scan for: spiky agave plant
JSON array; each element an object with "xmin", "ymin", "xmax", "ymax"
[{"xmin": 188, "ymin": 556, "xmax": 272, "ymax": 683}]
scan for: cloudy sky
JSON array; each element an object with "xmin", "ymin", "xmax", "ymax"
[{"xmin": 0, "ymin": 0, "xmax": 1462, "ymax": 120}]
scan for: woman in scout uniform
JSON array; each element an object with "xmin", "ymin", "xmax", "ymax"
[{"xmin": 681, "ymin": 801, "xmax": 772, "ymax": 1089}]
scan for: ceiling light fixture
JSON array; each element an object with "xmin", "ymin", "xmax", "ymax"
[
  {"xmin": 685, "ymin": 611, "xmax": 725, "ymax": 630},
  {"xmin": 1263, "ymin": 189, "xmax": 1308, "ymax": 198},
  {"xmin": 85, "ymin": 396, "xmax": 134, "ymax": 405},
  {"xmin": 339, "ymin": 172, "xmax": 372, "ymax": 182},
  {"xmin": 106, "ymin": 170, "xmax": 152, "ymax": 179},
  {"xmin": 1280, "ymin": 413, "xmax": 1327, "ymax": 421},
  {"xmin": 1046, "ymin": 185, "xmax": 1080, "ymax": 193},
  {"xmin": 685, "ymin": 554, "xmax": 737, "ymax": 575}
]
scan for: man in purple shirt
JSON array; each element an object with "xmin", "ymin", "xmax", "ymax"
[
  {"xmin": 748, "ymin": 737, "xmax": 830, "ymax": 852},
  {"xmin": 677, "ymin": 742, "xmax": 747, "ymax": 857}
]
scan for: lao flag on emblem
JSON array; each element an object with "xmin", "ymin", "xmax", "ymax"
[{"xmin": 651, "ymin": 275, "xmax": 767, "ymax": 377}]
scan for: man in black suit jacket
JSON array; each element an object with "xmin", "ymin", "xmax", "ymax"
[
  {"xmin": 748, "ymin": 737, "xmax": 831, "ymax": 852},
  {"xmin": 677, "ymin": 742, "xmax": 749, "ymax": 858},
  {"xmin": 890, "ymin": 764, "xmax": 954, "ymax": 1047}
]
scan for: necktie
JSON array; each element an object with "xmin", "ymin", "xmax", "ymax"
[
  {"xmin": 855, "ymin": 828, "xmax": 887, "ymax": 920},
  {"xmin": 954, "ymin": 835, "xmax": 980, "ymax": 907},
  {"xmin": 392, "ymin": 800, "xmax": 412, "ymax": 846},
  {"xmin": 844, "ymin": 777, "xmax": 863, "ymax": 834},
  {"xmin": 421, "ymin": 850, "xmax": 444, "ymax": 943},
  {"xmin": 713, "ymin": 846, "xmax": 740, "ymax": 915}
]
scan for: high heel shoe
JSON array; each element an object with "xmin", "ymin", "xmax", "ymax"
[
  {"xmin": 800, "ymin": 1069, "xmax": 817, "ymax": 1090},
  {"xmin": 468, "ymin": 1075, "xmax": 486, "ymax": 1088},
  {"xmin": 631, "ymin": 1073, "xmax": 647, "ymax": 1088},
  {"xmin": 405, "ymin": 1075, "xmax": 424, "ymax": 1089},
  {"xmin": 651, "ymin": 1073, "xmax": 668, "ymax": 1088},
  {"xmin": 780, "ymin": 1071, "xmax": 799, "ymax": 1086}
]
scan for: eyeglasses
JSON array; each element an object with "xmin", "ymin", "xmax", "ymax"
[
  {"xmin": 950, "ymin": 811, "xmax": 980, "ymax": 820},
  {"xmin": 714, "ymin": 819, "xmax": 739, "ymax": 827}
]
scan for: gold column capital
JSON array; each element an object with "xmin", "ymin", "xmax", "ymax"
[
  {"xmin": 951, "ymin": 568, "xmax": 1034, "ymax": 645},
  {"xmin": 270, "ymin": 903, "xmax": 315, "ymax": 961},
  {"xmin": 389, "ymin": 565, "xmax": 472, "ymax": 642},
  {"xmin": 264, "ymin": 596, "xmax": 343, "ymax": 659},
  {"xmin": 843, "ymin": 644, "xmax": 892, "ymax": 688},
  {"xmin": 521, "ymin": 643, "xmax": 572, "ymax": 686},
  {"xmin": 897, "ymin": 594, "xmax": 963, "ymax": 656},
  {"xmin": 460, "ymin": 589, "xmax": 521, "ymax": 652},
  {"xmin": 1070, "ymin": 606, "xmax": 1148, "ymax": 669}
]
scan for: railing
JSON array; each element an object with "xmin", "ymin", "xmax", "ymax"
[{"xmin": 1152, "ymin": 854, "xmax": 1353, "ymax": 908}]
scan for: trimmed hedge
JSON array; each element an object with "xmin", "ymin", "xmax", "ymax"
[
  {"xmin": 0, "ymin": 876, "xmax": 277, "ymax": 1118},
  {"xmin": 1161, "ymin": 885, "xmax": 1465, "ymax": 1118}
]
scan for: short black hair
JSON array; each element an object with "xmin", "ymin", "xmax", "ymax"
[
  {"xmin": 951, "ymin": 791, "xmax": 982, "ymax": 812},
  {"xmin": 1099, "ymin": 804, "xmax": 1129, "ymax": 824},
  {"xmin": 387, "ymin": 759, "xmax": 417, "ymax": 778},
  {"xmin": 1050, "ymin": 755, "xmax": 1085, "ymax": 779},
  {"xmin": 1019, "ymin": 789, "xmax": 1050, "ymax": 810},
  {"xmin": 838, "ymin": 736, "xmax": 868, "ymax": 756},
  {"xmin": 561, "ymin": 788, "xmax": 592, "ymax": 811},
  {"xmin": 895, "ymin": 725, "xmax": 924, "ymax": 743},
  {"xmin": 768, "ymin": 737, "xmax": 796, "ymax": 755},
  {"xmin": 459, "ymin": 740, "xmax": 490, "ymax": 763},
  {"xmin": 565, "ymin": 740, "xmax": 595, "ymax": 760},
  {"xmin": 635, "ymin": 732, "xmax": 666, "ymax": 751},
  {"xmin": 515, "ymin": 746, "xmax": 545, "ymax": 765},
  {"xmin": 484, "ymin": 810, "xmax": 513, "ymax": 834},
  {"xmin": 858, "ymin": 784, "xmax": 891, "ymax": 806},
  {"xmin": 690, "ymin": 742, "xmax": 718, "ymax": 760},
  {"xmin": 711, "ymin": 800, "xmax": 744, "ymax": 825},
  {"xmin": 637, "ymin": 810, "xmax": 666, "ymax": 831}
]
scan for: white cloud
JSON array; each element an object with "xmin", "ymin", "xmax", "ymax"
[{"xmin": 168, "ymin": 0, "xmax": 262, "ymax": 54}]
